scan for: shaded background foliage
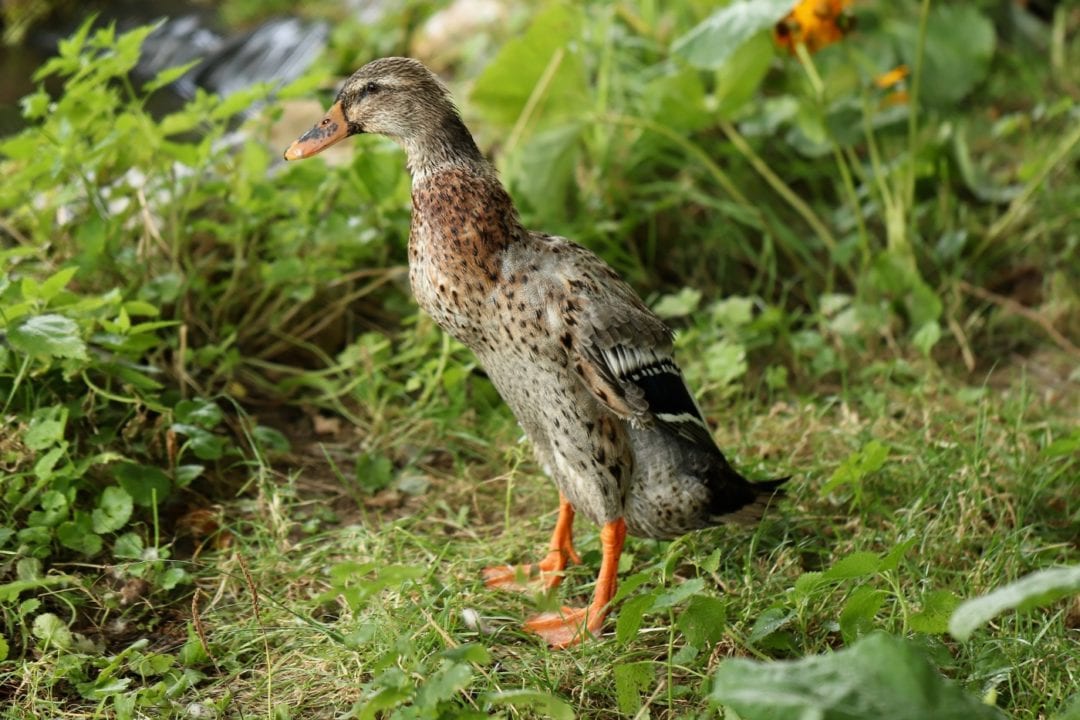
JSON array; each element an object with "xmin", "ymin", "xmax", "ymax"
[{"xmin": 0, "ymin": 0, "xmax": 1077, "ymax": 718}]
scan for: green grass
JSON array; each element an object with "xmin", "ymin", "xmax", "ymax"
[{"xmin": 2, "ymin": 1, "xmax": 1079, "ymax": 718}]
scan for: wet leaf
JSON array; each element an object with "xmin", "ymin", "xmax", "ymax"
[
  {"xmin": 712, "ymin": 632, "xmax": 1005, "ymax": 719},
  {"xmin": 9, "ymin": 314, "xmax": 87, "ymax": 360}
]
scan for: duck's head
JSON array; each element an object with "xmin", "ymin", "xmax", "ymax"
[{"xmin": 284, "ymin": 57, "xmax": 479, "ymax": 171}]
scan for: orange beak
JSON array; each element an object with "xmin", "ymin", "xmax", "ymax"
[{"xmin": 283, "ymin": 101, "xmax": 350, "ymax": 161}]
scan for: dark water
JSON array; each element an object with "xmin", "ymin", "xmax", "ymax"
[{"xmin": 0, "ymin": 0, "xmax": 328, "ymax": 136}]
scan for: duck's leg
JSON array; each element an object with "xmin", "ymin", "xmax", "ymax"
[
  {"xmin": 524, "ymin": 518, "xmax": 626, "ymax": 648},
  {"xmin": 484, "ymin": 494, "xmax": 581, "ymax": 593}
]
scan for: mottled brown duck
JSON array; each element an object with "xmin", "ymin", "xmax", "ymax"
[{"xmin": 285, "ymin": 57, "xmax": 786, "ymax": 648}]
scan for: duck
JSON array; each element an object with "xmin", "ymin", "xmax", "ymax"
[{"xmin": 284, "ymin": 57, "xmax": 786, "ymax": 648}]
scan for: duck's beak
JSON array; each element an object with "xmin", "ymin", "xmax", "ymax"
[{"xmin": 284, "ymin": 101, "xmax": 349, "ymax": 161}]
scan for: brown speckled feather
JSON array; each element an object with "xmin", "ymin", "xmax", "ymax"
[{"xmin": 303, "ymin": 56, "xmax": 785, "ymax": 539}]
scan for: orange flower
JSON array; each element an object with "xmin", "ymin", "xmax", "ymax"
[
  {"xmin": 875, "ymin": 65, "xmax": 910, "ymax": 107},
  {"xmin": 874, "ymin": 64, "xmax": 910, "ymax": 89},
  {"xmin": 774, "ymin": 0, "xmax": 855, "ymax": 54}
]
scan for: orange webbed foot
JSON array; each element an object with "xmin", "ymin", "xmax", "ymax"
[
  {"xmin": 483, "ymin": 494, "xmax": 580, "ymax": 594},
  {"xmin": 525, "ymin": 605, "xmax": 606, "ymax": 648},
  {"xmin": 483, "ymin": 548, "xmax": 577, "ymax": 593}
]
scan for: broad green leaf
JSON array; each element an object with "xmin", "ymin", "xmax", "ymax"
[
  {"xmin": 678, "ymin": 594, "xmax": 727, "ymax": 648},
  {"xmin": 253, "ymin": 425, "xmax": 290, "ymax": 453},
  {"xmin": 654, "ymin": 288, "xmax": 702, "ymax": 319},
  {"xmin": 57, "ymin": 516, "xmax": 103, "ymax": 555},
  {"xmin": 839, "ymin": 585, "xmax": 886, "ymax": 642},
  {"xmin": 910, "ymin": 589, "xmax": 961, "ymax": 635},
  {"xmin": 712, "ymin": 632, "xmax": 1006, "ymax": 719},
  {"xmin": 160, "ymin": 567, "xmax": 191, "ymax": 590},
  {"xmin": 171, "ymin": 423, "xmax": 228, "ymax": 461},
  {"xmin": 673, "ymin": 0, "xmax": 792, "ymax": 70},
  {"xmin": 652, "ymin": 577, "xmax": 706, "ymax": 609},
  {"xmin": 890, "ymin": 5, "xmax": 996, "ymax": 108},
  {"xmin": 913, "ymin": 320, "xmax": 942, "ymax": 357},
  {"xmin": 113, "ymin": 532, "xmax": 144, "ymax": 559},
  {"xmin": 1042, "ymin": 428, "xmax": 1080, "ymax": 458},
  {"xmin": 949, "ymin": 566, "xmax": 1080, "ymax": 641},
  {"xmin": 470, "ymin": 4, "xmax": 587, "ymax": 127},
  {"xmin": 39, "ymin": 267, "xmax": 78, "ymax": 301},
  {"xmin": 714, "ymin": 33, "xmax": 775, "ymax": 118},
  {"xmin": 821, "ymin": 440, "xmax": 890, "ymax": 495},
  {"xmin": 33, "ymin": 613, "xmax": 74, "ymax": 651},
  {"xmin": 9, "ymin": 314, "xmax": 88, "ymax": 360},
  {"xmin": 511, "ymin": 122, "xmax": 583, "ymax": 222},
  {"xmin": 486, "ymin": 690, "xmax": 575, "ymax": 720},
  {"xmin": 747, "ymin": 607, "xmax": 793, "ymax": 646},
  {"xmin": 824, "ymin": 551, "xmax": 882, "ymax": 581},
  {"xmin": 639, "ymin": 67, "xmax": 710, "ymax": 132},
  {"xmin": 174, "ymin": 398, "xmax": 224, "ymax": 428},
  {"xmin": 442, "ymin": 643, "xmax": 491, "ymax": 666},
  {"xmin": 0, "ymin": 634, "xmax": 8, "ymax": 662},
  {"xmin": 113, "ymin": 462, "xmax": 172, "ymax": 507},
  {"xmin": 616, "ymin": 593, "xmax": 655, "ymax": 644},
  {"xmin": 415, "ymin": 661, "xmax": 473, "ymax": 708},
  {"xmin": 92, "ymin": 486, "xmax": 133, "ymax": 533},
  {"xmin": 615, "ymin": 662, "xmax": 653, "ymax": 716},
  {"xmin": 22, "ymin": 398, "xmax": 65, "ymax": 440}
]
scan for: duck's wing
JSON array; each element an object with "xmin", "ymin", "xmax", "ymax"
[{"xmin": 539, "ymin": 235, "xmax": 718, "ymax": 451}]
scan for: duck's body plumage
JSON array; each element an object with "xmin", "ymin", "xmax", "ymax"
[
  {"xmin": 409, "ymin": 165, "xmax": 782, "ymax": 538},
  {"xmin": 286, "ymin": 57, "xmax": 785, "ymax": 646}
]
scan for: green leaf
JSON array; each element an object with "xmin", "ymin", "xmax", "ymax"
[
  {"xmin": 653, "ymin": 288, "xmax": 702, "ymax": 319},
  {"xmin": 913, "ymin": 320, "xmax": 942, "ymax": 357},
  {"xmin": 714, "ymin": 33, "xmax": 775, "ymax": 118},
  {"xmin": 711, "ymin": 632, "xmax": 1006, "ymax": 719},
  {"xmin": 1042, "ymin": 428, "xmax": 1080, "ymax": 458},
  {"xmin": 910, "ymin": 589, "xmax": 961, "ymax": 635},
  {"xmin": 39, "ymin": 267, "xmax": 78, "ymax": 301},
  {"xmin": 839, "ymin": 585, "xmax": 886, "ymax": 642},
  {"xmin": 949, "ymin": 566, "xmax": 1080, "ymax": 641},
  {"xmin": 678, "ymin": 594, "xmax": 727, "ymax": 648},
  {"xmin": 92, "ymin": 486, "xmax": 133, "ymax": 533},
  {"xmin": 253, "ymin": 425, "xmax": 290, "ymax": 453},
  {"xmin": 616, "ymin": 593, "xmax": 655, "ymax": 644},
  {"xmin": 893, "ymin": 5, "xmax": 996, "ymax": 108},
  {"xmin": 470, "ymin": 4, "xmax": 587, "ymax": 127},
  {"xmin": 824, "ymin": 551, "xmax": 882, "ymax": 581},
  {"xmin": 33, "ymin": 613, "xmax": 74, "ymax": 651},
  {"xmin": 652, "ymin": 577, "xmax": 706, "ymax": 609},
  {"xmin": 113, "ymin": 532, "xmax": 144, "ymax": 559},
  {"xmin": 9, "ymin": 314, "xmax": 88, "ymax": 360},
  {"xmin": 160, "ymin": 567, "xmax": 190, "ymax": 590},
  {"xmin": 143, "ymin": 59, "xmax": 201, "ymax": 93},
  {"xmin": 113, "ymin": 462, "xmax": 172, "ymax": 507},
  {"xmin": 821, "ymin": 440, "xmax": 890, "ymax": 495},
  {"xmin": 639, "ymin": 68, "xmax": 711, "ymax": 132},
  {"xmin": 57, "ymin": 515, "xmax": 103, "ymax": 555},
  {"xmin": 415, "ymin": 660, "xmax": 473, "ymax": 708},
  {"xmin": 171, "ymin": 423, "xmax": 228, "ymax": 461},
  {"xmin": 614, "ymin": 662, "xmax": 654, "ymax": 716},
  {"xmin": 511, "ymin": 122, "xmax": 583, "ymax": 221},
  {"xmin": 0, "ymin": 634, "xmax": 8, "ymax": 662},
  {"xmin": 672, "ymin": 0, "xmax": 792, "ymax": 70},
  {"xmin": 24, "ymin": 407, "xmax": 68, "ymax": 450},
  {"xmin": 174, "ymin": 398, "xmax": 223, "ymax": 429},
  {"xmin": 486, "ymin": 690, "xmax": 575, "ymax": 720}
]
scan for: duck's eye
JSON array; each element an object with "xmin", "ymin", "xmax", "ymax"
[{"xmin": 361, "ymin": 81, "xmax": 380, "ymax": 98}]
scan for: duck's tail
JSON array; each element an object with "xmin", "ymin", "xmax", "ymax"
[{"xmin": 708, "ymin": 473, "xmax": 789, "ymax": 526}]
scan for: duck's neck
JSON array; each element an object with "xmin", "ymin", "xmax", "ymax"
[{"xmin": 402, "ymin": 114, "xmax": 489, "ymax": 183}]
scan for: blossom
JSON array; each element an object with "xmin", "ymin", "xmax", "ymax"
[{"xmin": 774, "ymin": 0, "xmax": 856, "ymax": 54}]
